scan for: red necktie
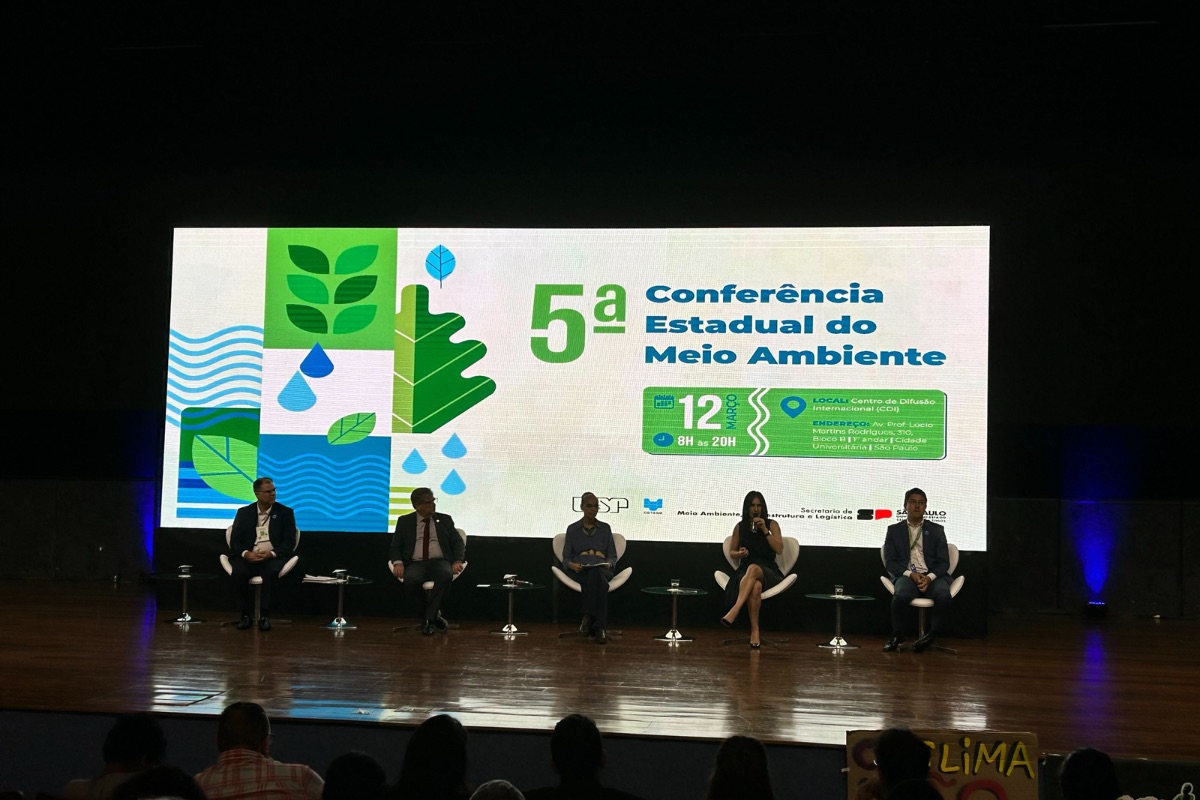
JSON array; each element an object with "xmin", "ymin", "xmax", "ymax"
[{"xmin": 421, "ymin": 517, "xmax": 432, "ymax": 560}]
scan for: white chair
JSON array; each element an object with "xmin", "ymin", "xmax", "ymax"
[
  {"xmin": 550, "ymin": 532, "xmax": 633, "ymax": 638},
  {"xmin": 880, "ymin": 543, "xmax": 966, "ymax": 654},
  {"xmin": 219, "ymin": 525, "xmax": 301, "ymax": 626},
  {"xmin": 390, "ymin": 527, "xmax": 468, "ymax": 632},
  {"xmin": 714, "ymin": 535, "xmax": 800, "ymax": 646}
]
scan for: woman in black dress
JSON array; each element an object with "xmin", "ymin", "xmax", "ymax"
[{"xmin": 719, "ymin": 491, "xmax": 784, "ymax": 648}]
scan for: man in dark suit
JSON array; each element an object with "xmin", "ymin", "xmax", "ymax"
[
  {"xmin": 229, "ymin": 477, "xmax": 298, "ymax": 631},
  {"xmin": 883, "ymin": 487, "xmax": 951, "ymax": 652},
  {"xmin": 389, "ymin": 487, "xmax": 466, "ymax": 635}
]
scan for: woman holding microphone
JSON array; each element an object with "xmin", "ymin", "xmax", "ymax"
[{"xmin": 719, "ymin": 490, "xmax": 784, "ymax": 648}]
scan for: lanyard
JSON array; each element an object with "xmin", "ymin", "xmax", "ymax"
[{"xmin": 908, "ymin": 527, "xmax": 921, "ymax": 552}]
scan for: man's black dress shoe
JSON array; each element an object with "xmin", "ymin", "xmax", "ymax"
[
  {"xmin": 883, "ymin": 634, "xmax": 904, "ymax": 652},
  {"xmin": 432, "ymin": 613, "xmax": 448, "ymax": 633},
  {"xmin": 236, "ymin": 615, "xmax": 253, "ymax": 630},
  {"xmin": 595, "ymin": 628, "xmax": 608, "ymax": 645},
  {"xmin": 258, "ymin": 616, "xmax": 272, "ymax": 632},
  {"xmin": 912, "ymin": 632, "xmax": 935, "ymax": 652},
  {"xmin": 421, "ymin": 619, "xmax": 436, "ymax": 636},
  {"xmin": 579, "ymin": 614, "xmax": 593, "ymax": 635}
]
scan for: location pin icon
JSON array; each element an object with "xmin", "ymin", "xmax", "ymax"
[{"xmin": 781, "ymin": 396, "xmax": 806, "ymax": 419}]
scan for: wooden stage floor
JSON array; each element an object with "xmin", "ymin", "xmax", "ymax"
[{"xmin": 1, "ymin": 581, "xmax": 1196, "ymax": 762}]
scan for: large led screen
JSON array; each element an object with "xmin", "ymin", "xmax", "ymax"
[{"xmin": 162, "ymin": 227, "xmax": 988, "ymax": 549}]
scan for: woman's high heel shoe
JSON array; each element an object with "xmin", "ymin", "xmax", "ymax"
[{"xmin": 720, "ymin": 616, "xmax": 733, "ymax": 628}]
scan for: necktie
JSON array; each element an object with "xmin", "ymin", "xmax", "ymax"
[{"xmin": 422, "ymin": 516, "xmax": 432, "ymax": 560}]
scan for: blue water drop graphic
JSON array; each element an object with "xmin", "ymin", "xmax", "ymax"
[
  {"xmin": 441, "ymin": 433, "xmax": 467, "ymax": 459},
  {"xmin": 441, "ymin": 469, "xmax": 466, "ymax": 496},
  {"xmin": 401, "ymin": 449, "xmax": 427, "ymax": 475},
  {"xmin": 300, "ymin": 342, "xmax": 334, "ymax": 378},
  {"xmin": 653, "ymin": 432, "xmax": 673, "ymax": 447},
  {"xmin": 278, "ymin": 371, "xmax": 316, "ymax": 412}
]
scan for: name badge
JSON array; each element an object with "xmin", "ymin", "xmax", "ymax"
[{"xmin": 254, "ymin": 525, "xmax": 272, "ymax": 553}]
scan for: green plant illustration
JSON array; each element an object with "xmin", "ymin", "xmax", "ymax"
[
  {"xmin": 191, "ymin": 435, "xmax": 257, "ymax": 501},
  {"xmin": 327, "ymin": 412, "xmax": 377, "ymax": 445},
  {"xmin": 393, "ymin": 284, "xmax": 496, "ymax": 434},
  {"xmin": 283, "ymin": 243, "xmax": 380, "ymax": 335}
]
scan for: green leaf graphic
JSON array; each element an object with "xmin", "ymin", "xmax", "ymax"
[
  {"xmin": 191, "ymin": 435, "xmax": 257, "ymax": 501},
  {"xmin": 335, "ymin": 244, "xmax": 379, "ymax": 274},
  {"xmin": 288, "ymin": 244, "xmax": 330, "ymax": 274},
  {"xmin": 327, "ymin": 412, "xmax": 377, "ymax": 445},
  {"xmin": 287, "ymin": 304, "xmax": 329, "ymax": 333},
  {"xmin": 393, "ymin": 284, "xmax": 496, "ymax": 434},
  {"xmin": 333, "ymin": 304, "xmax": 376, "ymax": 334},
  {"xmin": 334, "ymin": 275, "xmax": 378, "ymax": 304},
  {"xmin": 288, "ymin": 274, "xmax": 330, "ymax": 304}
]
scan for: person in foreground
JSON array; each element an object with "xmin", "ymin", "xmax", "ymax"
[
  {"xmin": 719, "ymin": 490, "xmax": 784, "ymax": 648},
  {"xmin": 390, "ymin": 487, "xmax": 466, "ymax": 635},
  {"xmin": 563, "ymin": 491, "xmax": 619, "ymax": 645},
  {"xmin": 705, "ymin": 735, "xmax": 774, "ymax": 800},
  {"xmin": 471, "ymin": 781, "xmax": 525, "ymax": 800},
  {"xmin": 195, "ymin": 701, "xmax": 323, "ymax": 800},
  {"xmin": 857, "ymin": 728, "xmax": 941, "ymax": 800},
  {"xmin": 524, "ymin": 714, "xmax": 646, "ymax": 800},
  {"xmin": 110, "ymin": 766, "xmax": 207, "ymax": 800},
  {"xmin": 62, "ymin": 713, "xmax": 168, "ymax": 800},
  {"xmin": 229, "ymin": 477, "xmax": 299, "ymax": 631},
  {"xmin": 883, "ymin": 487, "xmax": 952, "ymax": 652},
  {"xmin": 1059, "ymin": 747, "xmax": 1120, "ymax": 800},
  {"xmin": 391, "ymin": 714, "xmax": 472, "ymax": 800},
  {"xmin": 324, "ymin": 751, "xmax": 387, "ymax": 800}
]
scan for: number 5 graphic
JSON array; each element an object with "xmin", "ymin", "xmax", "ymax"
[{"xmin": 530, "ymin": 284, "xmax": 586, "ymax": 363}]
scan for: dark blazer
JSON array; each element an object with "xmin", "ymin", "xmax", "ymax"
[
  {"xmin": 390, "ymin": 511, "xmax": 465, "ymax": 565},
  {"xmin": 230, "ymin": 502, "xmax": 298, "ymax": 560},
  {"xmin": 884, "ymin": 519, "xmax": 950, "ymax": 579}
]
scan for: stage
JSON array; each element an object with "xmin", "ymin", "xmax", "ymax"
[{"xmin": 1, "ymin": 580, "xmax": 1196, "ymax": 797}]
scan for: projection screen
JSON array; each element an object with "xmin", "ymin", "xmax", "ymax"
[{"xmin": 161, "ymin": 227, "xmax": 988, "ymax": 549}]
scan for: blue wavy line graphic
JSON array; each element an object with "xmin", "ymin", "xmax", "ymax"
[
  {"xmin": 170, "ymin": 326, "xmax": 264, "ymax": 345},
  {"xmin": 168, "ymin": 363, "xmax": 263, "ymax": 381},
  {"xmin": 167, "ymin": 386, "xmax": 263, "ymax": 406},
  {"xmin": 258, "ymin": 452, "xmax": 390, "ymax": 470},
  {"xmin": 176, "ymin": 410, "xmax": 261, "ymax": 430},
  {"xmin": 260, "ymin": 469, "xmax": 392, "ymax": 487},
  {"xmin": 167, "ymin": 376, "xmax": 262, "ymax": 393},
  {"xmin": 168, "ymin": 350, "xmax": 264, "ymax": 369},
  {"xmin": 167, "ymin": 400, "xmax": 261, "ymax": 420},
  {"xmin": 168, "ymin": 337, "xmax": 265, "ymax": 358}
]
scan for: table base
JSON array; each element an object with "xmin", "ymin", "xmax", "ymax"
[
  {"xmin": 324, "ymin": 617, "xmax": 356, "ymax": 630},
  {"xmin": 819, "ymin": 636, "xmax": 859, "ymax": 650},
  {"xmin": 655, "ymin": 629, "xmax": 693, "ymax": 643},
  {"xmin": 167, "ymin": 613, "xmax": 203, "ymax": 625}
]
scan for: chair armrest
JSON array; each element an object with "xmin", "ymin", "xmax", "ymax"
[
  {"xmin": 608, "ymin": 566, "xmax": 633, "ymax": 592},
  {"xmin": 760, "ymin": 572, "xmax": 797, "ymax": 601},
  {"xmin": 551, "ymin": 565, "xmax": 582, "ymax": 592}
]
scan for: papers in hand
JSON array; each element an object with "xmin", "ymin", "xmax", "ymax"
[{"xmin": 303, "ymin": 574, "xmax": 345, "ymax": 583}]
